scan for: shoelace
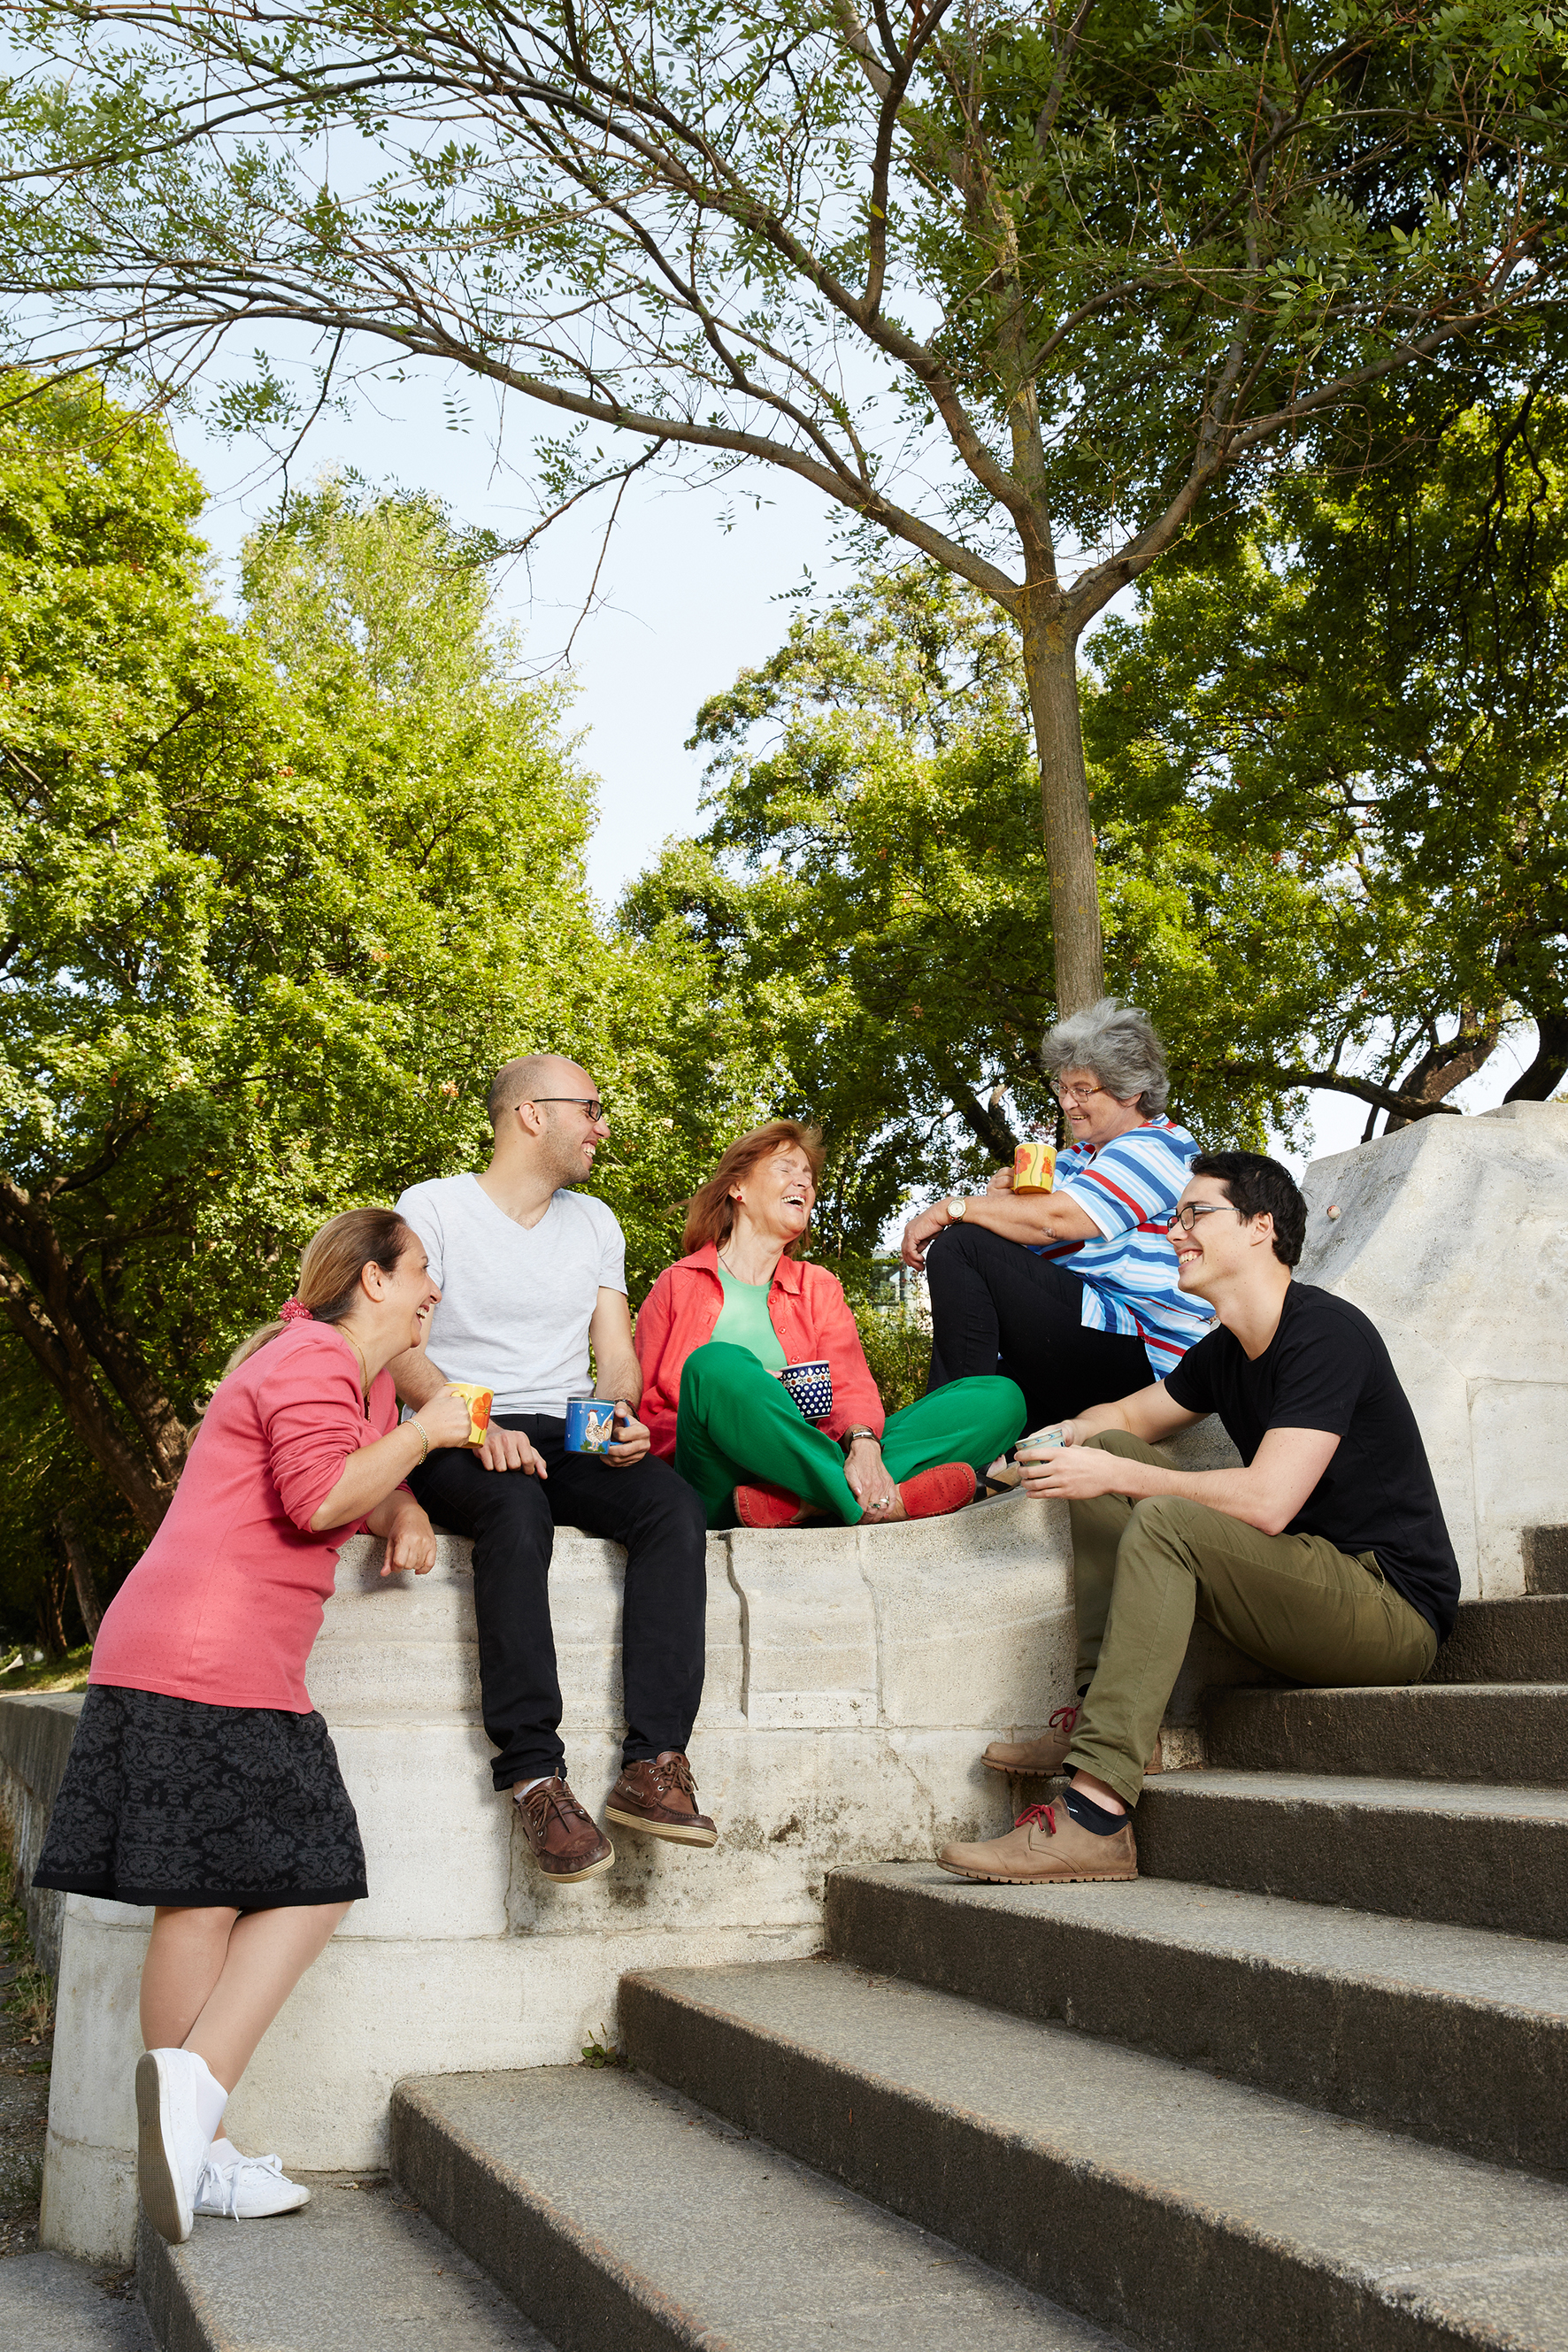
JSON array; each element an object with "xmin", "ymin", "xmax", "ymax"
[
  {"xmin": 196, "ymin": 2150, "xmax": 287, "ymax": 2220},
  {"xmin": 521, "ymin": 1778, "xmax": 593, "ymax": 1835},
  {"xmin": 649, "ymin": 1752, "xmax": 696, "ymax": 1802},
  {"xmin": 1014, "ymin": 1801, "xmax": 1062, "ymax": 1835},
  {"xmin": 1047, "ymin": 1704, "xmax": 1080, "ymax": 1733}
]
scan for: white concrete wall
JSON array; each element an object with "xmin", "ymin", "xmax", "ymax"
[
  {"xmin": 1295, "ymin": 1100, "xmax": 1568, "ymax": 1599},
  {"xmin": 41, "ymin": 1489, "xmax": 1076, "ymax": 2260}
]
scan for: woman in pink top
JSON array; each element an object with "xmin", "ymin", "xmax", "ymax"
[{"xmin": 35, "ymin": 1207, "xmax": 475, "ymax": 2247}]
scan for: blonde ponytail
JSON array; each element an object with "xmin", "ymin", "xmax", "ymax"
[{"xmin": 227, "ymin": 1207, "xmax": 412, "ymax": 1373}]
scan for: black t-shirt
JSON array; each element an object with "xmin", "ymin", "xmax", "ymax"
[{"xmin": 1164, "ymin": 1281, "xmax": 1459, "ymax": 1641}]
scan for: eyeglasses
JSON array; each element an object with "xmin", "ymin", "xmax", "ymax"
[
  {"xmin": 1052, "ymin": 1080, "xmax": 1106, "ymax": 1106},
  {"xmin": 1162, "ymin": 1203, "xmax": 1245, "ymax": 1235},
  {"xmin": 526, "ymin": 1096, "xmax": 609, "ymax": 1125}
]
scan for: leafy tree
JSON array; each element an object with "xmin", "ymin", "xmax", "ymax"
[
  {"xmin": 1084, "ymin": 390, "xmax": 1568, "ymax": 1118},
  {"xmin": 622, "ymin": 562, "xmax": 1370, "ymax": 1250},
  {"xmin": 0, "ymin": 376, "xmax": 775, "ymax": 1642},
  {"xmin": 3, "ymin": 0, "xmax": 1564, "ymax": 1015}
]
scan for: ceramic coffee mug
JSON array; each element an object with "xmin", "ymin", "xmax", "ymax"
[
  {"xmin": 565, "ymin": 1397, "xmax": 619, "ymax": 1454},
  {"xmin": 777, "ymin": 1358, "xmax": 833, "ymax": 1422},
  {"xmin": 446, "ymin": 1382, "xmax": 495, "ymax": 1447},
  {"xmin": 1012, "ymin": 1141, "xmax": 1057, "ymax": 1195}
]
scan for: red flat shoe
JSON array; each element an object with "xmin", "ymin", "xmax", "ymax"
[
  {"xmin": 734, "ymin": 1481, "xmax": 812, "ymax": 1529},
  {"xmin": 896, "ymin": 1463, "xmax": 978, "ymax": 1520}
]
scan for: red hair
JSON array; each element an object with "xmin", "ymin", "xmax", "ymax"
[{"xmin": 682, "ymin": 1121, "xmax": 825, "ymax": 1257}]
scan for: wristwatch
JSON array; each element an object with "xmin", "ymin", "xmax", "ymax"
[
  {"xmin": 946, "ymin": 1195, "xmax": 967, "ymax": 1219},
  {"xmin": 840, "ymin": 1426, "xmax": 878, "ymax": 1454}
]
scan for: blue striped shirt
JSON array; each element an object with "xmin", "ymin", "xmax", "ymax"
[{"xmin": 1028, "ymin": 1118, "xmax": 1215, "ymax": 1378}]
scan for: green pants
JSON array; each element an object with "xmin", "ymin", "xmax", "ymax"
[
  {"xmin": 673, "ymin": 1341, "xmax": 1025, "ymax": 1528},
  {"xmin": 1065, "ymin": 1431, "xmax": 1439, "ymax": 1806}
]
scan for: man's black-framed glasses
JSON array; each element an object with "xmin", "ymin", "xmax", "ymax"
[
  {"xmin": 1162, "ymin": 1203, "xmax": 1244, "ymax": 1235},
  {"xmin": 527, "ymin": 1095, "xmax": 609, "ymax": 1125}
]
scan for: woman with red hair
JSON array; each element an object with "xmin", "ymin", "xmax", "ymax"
[{"xmin": 635, "ymin": 1123, "xmax": 1024, "ymax": 1528}]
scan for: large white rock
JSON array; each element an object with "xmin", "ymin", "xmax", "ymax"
[
  {"xmin": 1295, "ymin": 1099, "xmax": 1568, "ymax": 1599},
  {"xmin": 41, "ymin": 1490, "xmax": 1076, "ymax": 2259}
]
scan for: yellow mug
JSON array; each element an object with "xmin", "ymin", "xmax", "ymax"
[
  {"xmin": 1012, "ymin": 1141, "xmax": 1057, "ymax": 1195},
  {"xmin": 446, "ymin": 1382, "xmax": 495, "ymax": 1446}
]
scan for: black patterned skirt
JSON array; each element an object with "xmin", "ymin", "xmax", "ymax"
[{"xmin": 33, "ymin": 1684, "xmax": 368, "ymax": 1910}]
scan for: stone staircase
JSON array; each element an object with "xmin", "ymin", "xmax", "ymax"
[{"xmin": 134, "ymin": 1571, "xmax": 1568, "ymax": 2351}]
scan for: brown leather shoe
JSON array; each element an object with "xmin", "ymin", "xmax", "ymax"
[
  {"xmin": 512, "ymin": 1775, "xmax": 615, "ymax": 1882},
  {"xmin": 605, "ymin": 1752, "xmax": 719, "ymax": 1849},
  {"xmin": 981, "ymin": 1704, "xmax": 1081, "ymax": 1775},
  {"xmin": 981, "ymin": 1710, "xmax": 1164, "ymax": 1779},
  {"xmin": 938, "ymin": 1796, "xmax": 1137, "ymax": 1884}
]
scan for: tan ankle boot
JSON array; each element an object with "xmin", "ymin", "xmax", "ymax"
[
  {"xmin": 938, "ymin": 1796, "xmax": 1137, "ymax": 1885},
  {"xmin": 981, "ymin": 1710, "xmax": 1164, "ymax": 1779}
]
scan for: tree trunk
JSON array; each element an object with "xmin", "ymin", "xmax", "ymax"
[
  {"xmin": 1504, "ymin": 1009, "xmax": 1568, "ymax": 1103},
  {"xmin": 0, "ymin": 1280, "xmax": 179, "ymax": 1537},
  {"xmin": 57, "ymin": 1511, "xmax": 103, "ymax": 1642},
  {"xmin": 1384, "ymin": 1006, "xmax": 1501, "ymax": 1133},
  {"xmin": 1019, "ymin": 603, "xmax": 1104, "ymax": 1018},
  {"xmin": 36, "ymin": 1564, "xmax": 69, "ymax": 1658}
]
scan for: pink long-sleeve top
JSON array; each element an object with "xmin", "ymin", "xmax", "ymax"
[{"xmin": 89, "ymin": 1321, "xmax": 401, "ymax": 1714}]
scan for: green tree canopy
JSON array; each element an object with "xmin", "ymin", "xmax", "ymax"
[
  {"xmin": 0, "ymin": 377, "xmax": 777, "ymax": 1642},
  {"xmin": 622, "ymin": 564, "xmax": 1366, "ymax": 1252},
  {"xmin": 1084, "ymin": 390, "xmax": 1568, "ymax": 1117},
  {"xmin": 3, "ymin": 0, "xmax": 1564, "ymax": 1017}
]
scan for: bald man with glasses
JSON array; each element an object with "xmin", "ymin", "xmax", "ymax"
[
  {"xmin": 391, "ymin": 1054, "xmax": 714, "ymax": 1885},
  {"xmin": 940, "ymin": 1150, "xmax": 1458, "ymax": 1887}
]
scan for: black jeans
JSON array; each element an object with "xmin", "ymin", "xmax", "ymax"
[
  {"xmin": 409, "ymin": 1416, "xmax": 709, "ymax": 1791},
  {"xmin": 925, "ymin": 1224, "xmax": 1151, "ymax": 1434}
]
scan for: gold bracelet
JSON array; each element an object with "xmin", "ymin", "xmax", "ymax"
[{"xmin": 407, "ymin": 1416, "xmax": 431, "ymax": 1465}]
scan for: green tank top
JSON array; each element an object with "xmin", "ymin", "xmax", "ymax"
[{"xmin": 712, "ymin": 1264, "xmax": 788, "ymax": 1371}]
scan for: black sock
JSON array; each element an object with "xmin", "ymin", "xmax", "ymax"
[{"xmin": 1064, "ymin": 1786, "xmax": 1126, "ymax": 1836}]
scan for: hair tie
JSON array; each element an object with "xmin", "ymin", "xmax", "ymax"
[{"xmin": 279, "ymin": 1298, "xmax": 314, "ymax": 1324}]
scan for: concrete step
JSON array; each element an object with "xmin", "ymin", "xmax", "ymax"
[
  {"xmin": 6, "ymin": 2250, "xmax": 155, "ymax": 2350},
  {"xmin": 1526, "ymin": 1528, "xmax": 1568, "ymax": 1595},
  {"xmin": 823, "ymin": 1863, "xmax": 1568, "ymax": 2172},
  {"xmin": 1203, "ymin": 1679, "xmax": 1568, "ymax": 1783},
  {"xmin": 390, "ymin": 2066, "xmax": 1131, "ymax": 2352},
  {"xmin": 620, "ymin": 1956, "xmax": 1568, "ymax": 2352},
  {"xmin": 1429, "ymin": 1596, "xmax": 1568, "ymax": 1683},
  {"xmin": 135, "ymin": 2171, "xmax": 553, "ymax": 2351},
  {"xmin": 1132, "ymin": 1768, "xmax": 1568, "ymax": 1940}
]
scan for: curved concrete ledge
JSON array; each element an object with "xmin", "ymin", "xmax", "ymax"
[{"xmin": 41, "ymin": 1486, "xmax": 1075, "ymax": 2259}]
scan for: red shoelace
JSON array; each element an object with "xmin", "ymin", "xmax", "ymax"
[{"xmin": 1013, "ymin": 1801, "xmax": 1062, "ymax": 1834}]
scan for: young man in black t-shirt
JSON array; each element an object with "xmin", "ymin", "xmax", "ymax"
[{"xmin": 939, "ymin": 1151, "xmax": 1458, "ymax": 1887}]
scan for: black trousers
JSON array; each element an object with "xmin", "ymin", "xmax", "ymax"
[
  {"xmin": 409, "ymin": 1416, "xmax": 708, "ymax": 1791},
  {"xmin": 925, "ymin": 1224, "xmax": 1151, "ymax": 1435}
]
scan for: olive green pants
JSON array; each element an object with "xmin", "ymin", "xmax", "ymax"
[
  {"xmin": 673, "ymin": 1341, "xmax": 1025, "ymax": 1528},
  {"xmin": 1064, "ymin": 1431, "xmax": 1439, "ymax": 1807}
]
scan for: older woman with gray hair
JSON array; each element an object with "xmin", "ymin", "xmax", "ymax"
[{"xmin": 901, "ymin": 998, "xmax": 1213, "ymax": 1437}]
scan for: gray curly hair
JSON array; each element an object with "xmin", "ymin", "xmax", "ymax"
[{"xmin": 1041, "ymin": 996, "xmax": 1169, "ymax": 1118}]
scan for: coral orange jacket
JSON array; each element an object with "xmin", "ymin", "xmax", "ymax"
[{"xmin": 634, "ymin": 1241, "xmax": 885, "ymax": 1460}]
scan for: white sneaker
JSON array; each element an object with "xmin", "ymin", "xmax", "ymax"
[
  {"xmin": 194, "ymin": 2149, "xmax": 311, "ymax": 2219},
  {"xmin": 135, "ymin": 2049, "xmax": 212, "ymax": 2245}
]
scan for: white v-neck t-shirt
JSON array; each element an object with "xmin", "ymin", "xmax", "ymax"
[{"xmin": 396, "ymin": 1173, "xmax": 626, "ymax": 1415}]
